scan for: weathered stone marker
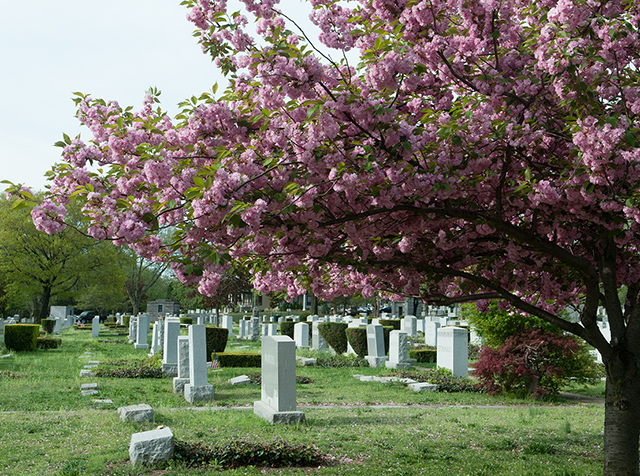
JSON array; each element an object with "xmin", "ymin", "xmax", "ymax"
[
  {"xmin": 184, "ymin": 324, "xmax": 215, "ymax": 403},
  {"xmin": 254, "ymin": 335, "xmax": 305, "ymax": 424},
  {"xmin": 172, "ymin": 336, "xmax": 190, "ymax": 394},
  {"xmin": 365, "ymin": 323, "xmax": 388, "ymax": 368},
  {"xmin": 436, "ymin": 326, "xmax": 468, "ymax": 377}
]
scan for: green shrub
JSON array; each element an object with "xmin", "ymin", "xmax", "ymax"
[
  {"xmin": 122, "ymin": 315, "xmax": 131, "ymax": 327},
  {"xmin": 391, "ymin": 368, "xmax": 482, "ymax": 393},
  {"xmin": 215, "ymin": 352, "xmax": 261, "ymax": 367},
  {"xmin": 280, "ymin": 321, "xmax": 295, "ymax": 339},
  {"xmin": 317, "ymin": 322, "xmax": 348, "ymax": 354},
  {"xmin": 299, "ymin": 311, "xmax": 311, "ymax": 320},
  {"xmin": 173, "ymin": 439, "xmax": 325, "ymax": 469},
  {"xmin": 37, "ymin": 337, "xmax": 62, "ymax": 349},
  {"xmin": 345, "ymin": 327, "xmax": 368, "ymax": 357},
  {"xmin": 41, "ymin": 319, "xmax": 56, "ymax": 334},
  {"xmin": 94, "ymin": 356, "xmax": 163, "ymax": 378},
  {"xmin": 379, "ymin": 319, "xmax": 401, "ymax": 330},
  {"xmin": 315, "ymin": 354, "xmax": 369, "ymax": 368},
  {"xmin": 180, "ymin": 317, "xmax": 193, "ymax": 325},
  {"xmin": 409, "ymin": 349, "xmax": 437, "ymax": 363},
  {"xmin": 4, "ymin": 324, "xmax": 39, "ymax": 351},
  {"xmin": 205, "ymin": 327, "xmax": 229, "ymax": 359},
  {"xmin": 382, "ymin": 326, "xmax": 393, "ymax": 355}
]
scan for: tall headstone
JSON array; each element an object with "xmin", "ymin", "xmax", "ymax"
[
  {"xmin": 293, "ymin": 322, "xmax": 309, "ymax": 348},
  {"xmin": 437, "ymin": 327, "xmax": 468, "ymax": 377},
  {"xmin": 135, "ymin": 314, "xmax": 150, "ymax": 350},
  {"xmin": 128, "ymin": 317, "xmax": 138, "ymax": 344},
  {"xmin": 425, "ymin": 321, "xmax": 441, "ymax": 347},
  {"xmin": 385, "ymin": 330, "xmax": 411, "ymax": 370},
  {"xmin": 150, "ymin": 322, "xmax": 160, "ymax": 355},
  {"xmin": 311, "ymin": 321, "xmax": 327, "ymax": 351},
  {"xmin": 162, "ymin": 317, "xmax": 181, "ymax": 376},
  {"xmin": 173, "ymin": 336, "xmax": 190, "ymax": 393},
  {"xmin": 401, "ymin": 315, "xmax": 417, "ymax": 338},
  {"xmin": 250, "ymin": 317, "xmax": 260, "ymax": 341},
  {"xmin": 184, "ymin": 325, "xmax": 215, "ymax": 403},
  {"xmin": 91, "ymin": 316, "xmax": 100, "ymax": 338},
  {"xmin": 416, "ymin": 318, "xmax": 425, "ymax": 334},
  {"xmin": 365, "ymin": 324, "xmax": 387, "ymax": 367},
  {"xmin": 239, "ymin": 319, "xmax": 247, "ymax": 338},
  {"xmin": 221, "ymin": 315, "xmax": 234, "ymax": 337},
  {"xmin": 253, "ymin": 336, "xmax": 305, "ymax": 424}
]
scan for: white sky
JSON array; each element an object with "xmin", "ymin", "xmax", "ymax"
[{"xmin": 0, "ymin": 0, "xmax": 320, "ymax": 192}]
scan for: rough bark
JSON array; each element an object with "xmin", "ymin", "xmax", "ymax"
[{"xmin": 603, "ymin": 353, "xmax": 640, "ymax": 475}]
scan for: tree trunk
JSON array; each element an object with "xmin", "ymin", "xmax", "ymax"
[
  {"xmin": 603, "ymin": 354, "xmax": 640, "ymax": 475},
  {"xmin": 37, "ymin": 285, "xmax": 52, "ymax": 324},
  {"xmin": 311, "ymin": 294, "xmax": 318, "ymax": 315}
]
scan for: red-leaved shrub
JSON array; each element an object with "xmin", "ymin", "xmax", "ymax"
[{"xmin": 472, "ymin": 328, "xmax": 598, "ymax": 398}]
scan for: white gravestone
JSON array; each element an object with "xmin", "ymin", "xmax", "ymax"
[
  {"xmin": 294, "ymin": 322, "xmax": 309, "ymax": 348},
  {"xmin": 311, "ymin": 321, "xmax": 327, "ymax": 351},
  {"xmin": 400, "ymin": 315, "xmax": 417, "ymax": 338},
  {"xmin": 222, "ymin": 315, "xmax": 234, "ymax": 337},
  {"xmin": 425, "ymin": 321, "xmax": 441, "ymax": 347},
  {"xmin": 129, "ymin": 317, "xmax": 138, "ymax": 344},
  {"xmin": 365, "ymin": 324, "xmax": 388, "ymax": 367},
  {"xmin": 173, "ymin": 336, "xmax": 190, "ymax": 393},
  {"xmin": 253, "ymin": 335, "xmax": 305, "ymax": 424},
  {"xmin": 184, "ymin": 325, "xmax": 214, "ymax": 403},
  {"xmin": 91, "ymin": 316, "xmax": 100, "ymax": 338},
  {"xmin": 437, "ymin": 326, "xmax": 468, "ymax": 377},
  {"xmin": 135, "ymin": 315, "xmax": 150, "ymax": 350},
  {"xmin": 162, "ymin": 318, "xmax": 181, "ymax": 376},
  {"xmin": 150, "ymin": 322, "xmax": 160, "ymax": 356},
  {"xmin": 385, "ymin": 330, "xmax": 411, "ymax": 370},
  {"xmin": 416, "ymin": 319, "xmax": 425, "ymax": 334}
]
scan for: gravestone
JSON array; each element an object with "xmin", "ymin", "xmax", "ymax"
[
  {"xmin": 250, "ymin": 317, "xmax": 260, "ymax": 340},
  {"xmin": 437, "ymin": 326, "xmax": 468, "ymax": 377},
  {"xmin": 385, "ymin": 330, "xmax": 411, "ymax": 370},
  {"xmin": 54, "ymin": 318, "xmax": 62, "ymax": 334},
  {"xmin": 135, "ymin": 314, "xmax": 150, "ymax": 350},
  {"xmin": 162, "ymin": 318, "xmax": 181, "ymax": 376},
  {"xmin": 424, "ymin": 321, "xmax": 441, "ymax": 347},
  {"xmin": 118, "ymin": 403, "xmax": 154, "ymax": 423},
  {"xmin": 365, "ymin": 324, "xmax": 388, "ymax": 367},
  {"xmin": 150, "ymin": 322, "xmax": 160, "ymax": 356},
  {"xmin": 238, "ymin": 319, "xmax": 246, "ymax": 338},
  {"xmin": 129, "ymin": 427, "xmax": 174, "ymax": 466},
  {"xmin": 91, "ymin": 316, "xmax": 100, "ymax": 338},
  {"xmin": 253, "ymin": 335, "xmax": 305, "ymax": 424},
  {"xmin": 173, "ymin": 336, "xmax": 190, "ymax": 393},
  {"xmin": 311, "ymin": 321, "xmax": 327, "ymax": 351},
  {"xmin": 197, "ymin": 315, "xmax": 205, "ymax": 325},
  {"xmin": 184, "ymin": 324, "xmax": 215, "ymax": 403},
  {"xmin": 129, "ymin": 317, "xmax": 138, "ymax": 344},
  {"xmin": 221, "ymin": 315, "xmax": 234, "ymax": 337},
  {"xmin": 416, "ymin": 318, "xmax": 425, "ymax": 334},
  {"xmin": 265, "ymin": 323, "xmax": 277, "ymax": 336},
  {"xmin": 293, "ymin": 322, "xmax": 309, "ymax": 348},
  {"xmin": 401, "ymin": 315, "xmax": 417, "ymax": 338}
]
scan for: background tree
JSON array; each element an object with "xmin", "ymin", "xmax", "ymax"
[
  {"xmin": 19, "ymin": 0, "xmax": 640, "ymax": 472},
  {"xmin": 0, "ymin": 195, "xmax": 125, "ymax": 321},
  {"xmin": 123, "ymin": 252, "xmax": 170, "ymax": 315}
]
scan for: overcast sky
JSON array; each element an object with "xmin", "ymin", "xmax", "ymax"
[{"xmin": 0, "ymin": 0, "xmax": 319, "ymax": 192}]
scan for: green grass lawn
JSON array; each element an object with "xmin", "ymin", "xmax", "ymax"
[{"xmin": 0, "ymin": 326, "xmax": 605, "ymax": 475}]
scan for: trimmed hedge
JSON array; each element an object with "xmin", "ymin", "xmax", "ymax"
[
  {"xmin": 280, "ymin": 321, "xmax": 295, "ymax": 339},
  {"xmin": 345, "ymin": 327, "xmax": 368, "ymax": 357},
  {"xmin": 317, "ymin": 322, "xmax": 348, "ymax": 354},
  {"xmin": 409, "ymin": 349, "xmax": 437, "ymax": 363},
  {"xmin": 122, "ymin": 315, "xmax": 131, "ymax": 327},
  {"xmin": 206, "ymin": 327, "xmax": 229, "ymax": 360},
  {"xmin": 379, "ymin": 319, "xmax": 401, "ymax": 330},
  {"xmin": 180, "ymin": 317, "xmax": 193, "ymax": 325},
  {"xmin": 214, "ymin": 352, "xmax": 261, "ymax": 368},
  {"xmin": 41, "ymin": 319, "xmax": 56, "ymax": 334},
  {"xmin": 382, "ymin": 326, "xmax": 393, "ymax": 355},
  {"xmin": 5, "ymin": 324, "xmax": 40, "ymax": 351},
  {"xmin": 37, "ymin": 337, "xmax": 62, "ymax": 349}
]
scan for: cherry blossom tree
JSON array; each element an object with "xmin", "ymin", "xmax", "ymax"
[{"xmin": 12, "ymin": 0, "xmax": 640, "ymax": 473}]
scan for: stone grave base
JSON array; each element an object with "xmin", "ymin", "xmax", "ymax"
[
  {"xmin": 365, "ymin": 356, "xmax": 388, "ymax": 368},
  {"xmin": 184, "ymin": 383, "xmax": 214, "ymax": 403},
  {"xmin": 172, "ymin": 377, "xmax": 189, "ymax": 393},
  {"xmin": 253, "ymin": 401, "xmax": 306, "ymax": 424},
  {"xmin": 135, "ymin": 343, "xmax": 149, "ymax": 350},
  {"xmin": 161, "ymin": 363, "xmax": 178, "ymax": 377},
  {"xmin": 385, "ymin": 361, "xmax": 412, "ymax": 370}
]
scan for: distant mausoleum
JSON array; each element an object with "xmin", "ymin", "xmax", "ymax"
[{"xmin": 147, "ymin": 300, "xmax": 180, "ymax": 320}]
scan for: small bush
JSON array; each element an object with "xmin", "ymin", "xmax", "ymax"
[
  {"xmin": 280, "ymin": 321, "xmax": 295, "ymax": 339},
  {"xmin": 409, "ymin": 349, "xmax": 437, "ymax": 363},
  {"xmin": 379, "ymin": 319, "xmax": 401, "ymax": 330},
  {"xmin": 345, "ymin": 327, "xmax": 368, "ymax": 357},
  {"xmin": 41, "ymin": 319, "xmax": 56, "ymax": 334},
  {"xmin": 4, "ymin": 324, "xmax": 39, "ymax": 351},
  {"xmin": 248, "ymin": 373, "xmax": 314, "ymax": 385},
  {"xmin": 172, "ymin": 439, "xmax": 326, "ymax": 469},
  {"xmin": 37, "ymin": 337, "xmax": 62, "ymax": 349},
  {"xmin": 205, "ymin": 327, "xmax": 229, "ymax": 360},
  {"xmin": 298, "ymin": 311, "xmax": 311, "ymax": 321},
  {"xmin": 94, "ymin": 355, "xmax": 163, "ymax": 378},
  {"xmin": 215, "ymin": 352, "xmax": 261, "ymax": 368},
  {"xmin": 180, "ymin": 317, "xmax": 193, "ymax": 325},
  {"xmin": 317, "ymin": 322, "xmax": 348, "ymax": 354},
  {"xmin": 122, "ymin": 315, "xmax": 131, "ymax": 327},
  {"xmin": 315, "ymin": 354, "xmax": 369, "ymax": 368},
  {"xmin": 0, "ymin": 371, "xmax": 26, "ymax": 379},
  {"xmin": 391, "ymin": 368, "xmax": 481, "ymax": 393}
]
